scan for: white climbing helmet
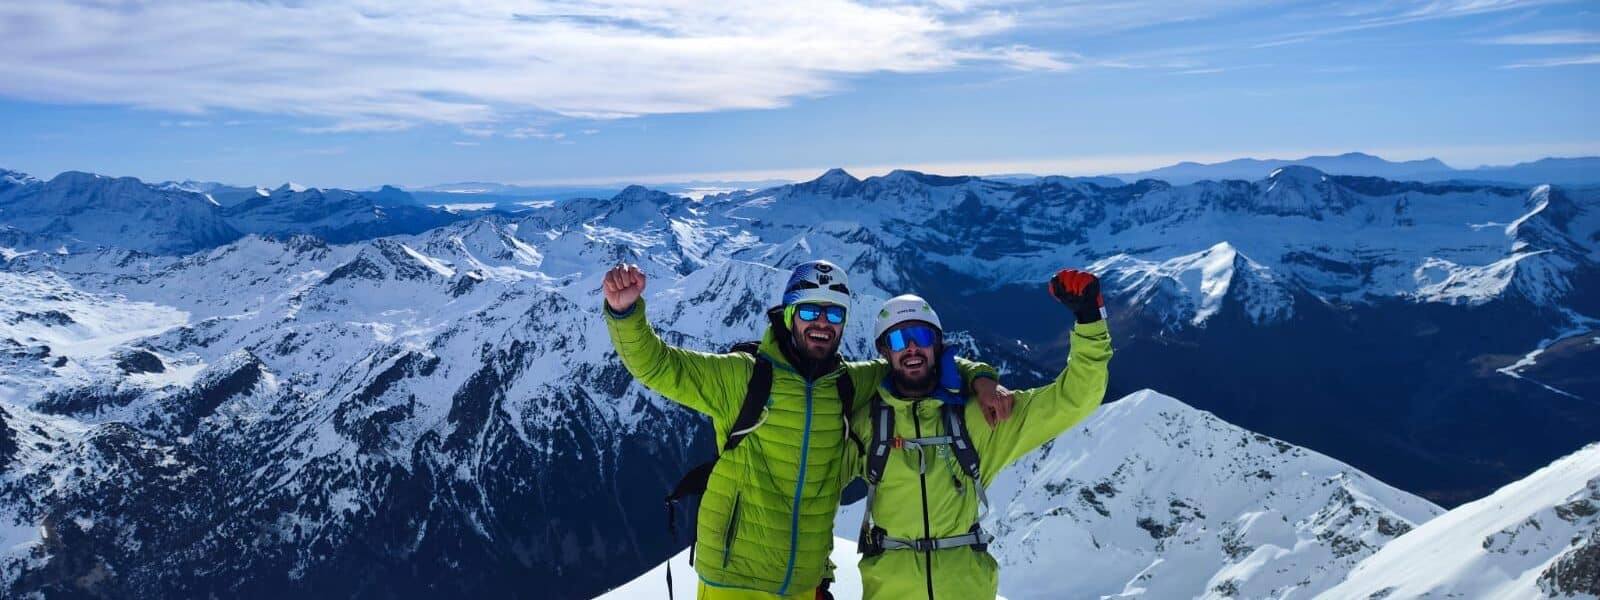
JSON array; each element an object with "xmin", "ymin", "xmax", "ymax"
[{"xmin": 873, "ymin": 294, "xmax": 943, "ymax": 342}]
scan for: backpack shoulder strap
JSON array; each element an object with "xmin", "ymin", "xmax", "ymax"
[
  {"xmin": 941, "ymin": 402, "xmax": 991, "ymax": 525},
  {"xmin": 834, "ymin": 370, "xmax": 865, "ymax": 456},
  {"xmin": 857, "ymin": 391, "xmax": 893, "ymax": 555},
  {"xmin": 863, "ymin": 393, "xmax": 894, "ymax": 485},
  {"xmin": 724, "ymin": 354, "xmax": 773, "ymax": 452},
  {"xmin": 726, "ymin": 340, "xmax": 762, "ymax": 356},
  {"xmin": 941, "ymin": 402, "xmax": 982, "ymax": 483}
]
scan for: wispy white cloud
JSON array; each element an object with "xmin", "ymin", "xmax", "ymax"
[
  {"xmin": 1499, "ymin": 53, "xmax": 1600, "ymax": 67},
  {"xmin": 1486, "ymin": 30, "xmax": 1600, "ymax": 44},
  {"xmin": 1250, "ymin": 0, "xmax": 1556, "ymax": 48},
  {"xmin": 297, "ymin": 119, "xmax": 415, "ymax": 134},
  {"xmin": 453, "ymin": 141, "xmax": 480, "ymax": 146},
  {"xmin": 506, "ymin": 127, "xmax": 566, "ymax": 140},
  {"xmin": 1168, "ymin": 64, "xmax": 1272, "ymax": 75},
  {"xmin": 0, "ymin": 1, "xmax": 1069, "ymax": 132},
  {"xmin": 999, "ymin": 1, "xmax": 1279, "ymax": 34}
]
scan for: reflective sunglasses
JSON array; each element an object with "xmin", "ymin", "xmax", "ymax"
[
  {"xmin": 882, "ymin": 325, "xmax": 939, "ymax": 352},
  {"xmin": 795, "ymin": 302, "xmax": 847, "ymax": 325}
]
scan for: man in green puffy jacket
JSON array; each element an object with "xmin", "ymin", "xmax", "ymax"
[
  {"xmin": 849, "ymin": 268, "xmax": 1113, "ymax": 599},
  {"xmin": 602, "ymin": 260, "xmax": 1008, "ymax": 599}
]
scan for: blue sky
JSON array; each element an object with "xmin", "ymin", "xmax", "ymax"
[{"xmin": 0, "ymin": 1, "xmax": 1596, "ymax": 189}]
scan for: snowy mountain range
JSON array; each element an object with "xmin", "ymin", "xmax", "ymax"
[
  {"xmin": 0, "ymin": 170, "xmax": 467, "ymax": 254},
  {"xmin": 1110, "ymin": 152, "xmax": 1600, "ymax": 186},
  {"xmin": 0, "ymin": 162, "xmax": 1596, "ymax": 598}
]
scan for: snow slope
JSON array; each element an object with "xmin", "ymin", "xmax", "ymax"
[
  {"xmin": 1321, "ymin": 443, "xmax": 1600, "ymax": 599},
  {"xmin": 984, "ymin": 390, "xmax": 1440, "ymax": 599}
]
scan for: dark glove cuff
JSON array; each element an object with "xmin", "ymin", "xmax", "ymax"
[{"xmin": 1073, "ymin": 307, "xmax": 1103, "ymax": 324}]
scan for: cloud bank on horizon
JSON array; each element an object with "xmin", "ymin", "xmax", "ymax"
[{"xmin": 0, "ymin": 0, "xmax": 1595, "ymax": 187}]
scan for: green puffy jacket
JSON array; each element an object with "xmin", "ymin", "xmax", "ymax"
[
  {"xmin": 604, "ymin": 299, "xmax": 998, "ymax": 596},
  {"xmin": 851, "ymin": 319, "xmax": 1112, "ymax": 599}
]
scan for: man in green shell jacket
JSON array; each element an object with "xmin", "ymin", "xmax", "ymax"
[
  {"xmin": 602, "ymin": 260, "xmax": 1009, "ymax": 599},
  {"xmin": 849, "ymin": 268, "xmax": 1113, "ymax": 599}
]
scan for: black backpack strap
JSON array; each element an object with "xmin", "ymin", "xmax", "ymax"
[
  {"xmin": 724, "ymin": 356, "xmax": 773, "ymax": 452},
  {"xmin": 857, "ymin": 394, "xmax": 893, "ymax": 555},
  {"xmin": 941, "ymin": 403, "xmax": 982, "ymax": 483},
  {"xmin": 834, "ymin": 370, "xmax": 865, "ymax": 456},
  {"xmin": 941, "ymin": 403, "xmax": 990, "ymax": 524}
]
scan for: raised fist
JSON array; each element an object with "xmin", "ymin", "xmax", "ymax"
[
  {"xmin": 602, "ymin": 264, "xmax": 646, "ymax": 313},
  {"xmin": 1048, "ymin": 269, "xmax": 1105, "ymax": 324}
]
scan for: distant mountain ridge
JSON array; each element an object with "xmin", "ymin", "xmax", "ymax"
[
  {"xmin": 0, "ymin": 168, "xmax": 469, "ymax": 253},
  {"xmin": 1110, "ymin": 152, "xmax": 1600, "ymax": 186}
]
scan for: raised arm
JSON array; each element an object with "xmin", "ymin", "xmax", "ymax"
[
  {"xmin": 974, "ymin": 269, "xmax": 1113, "ymax": 483},
  {"xmin": 602, "ymin": 264, "xmax": 750, "ymax": 424}
]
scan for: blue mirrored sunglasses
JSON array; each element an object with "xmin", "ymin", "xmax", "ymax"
[
  {"xmin": 795, "ymin": 303, "xmax": 847, "ymax": 324},
  {"xmin": 883, "ymin": 325, "xmax": 939, "ymax": 352}
]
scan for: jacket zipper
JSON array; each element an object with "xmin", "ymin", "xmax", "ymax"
[
  {"xmin": 777, "ymin": 378, "xmax": 816, "ymax": 596},
  {"xmin": 912, "ymin": 399, "xmax": 935, "ymax": 600},
  {"xmin": 722, "ymin": 493, "xmax": 742, "ymax": 567}
]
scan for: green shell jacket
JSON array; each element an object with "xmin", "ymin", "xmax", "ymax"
[
  {"xmin": 604, "ymin": 298, "xmax": 999, "ymax": 596},
  {"xmin": 850, "ymin": 319, "xmax": 1113, "ymax": 600}
]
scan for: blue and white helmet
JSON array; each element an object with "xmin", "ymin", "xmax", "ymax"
[{"xmin": 782, "ymin": 260, "xmax": 851, "ymax": 310}]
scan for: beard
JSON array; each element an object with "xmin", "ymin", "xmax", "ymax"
[
  {"xmin": 890, "ymin": 365, "xmax": 938, "ymax": 395},
  {"xmin": 800, "ymin": 340, "xmax": 838, "ymax": 361},
  {"xmin": 795, "ymin": 327, "xmax": 840, "ymax": 361}
]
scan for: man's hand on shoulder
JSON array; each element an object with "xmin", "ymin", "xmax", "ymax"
[{"xmin": 974, "ymin": 378, "xmax": 1015, "ymax": 427}]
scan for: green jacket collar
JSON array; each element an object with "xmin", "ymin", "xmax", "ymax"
[{"xmin": 874, "ymin": 381, "xmax": 938, "ymax": 408}]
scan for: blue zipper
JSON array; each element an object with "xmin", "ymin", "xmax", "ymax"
[{"xmin": 778, "ymin": 377, "xmax": 815, "ymax": 596}]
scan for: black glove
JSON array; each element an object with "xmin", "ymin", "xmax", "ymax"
[{"xmin": 1048, "ymin": 269, "xmax": 1105, "ymax": 324}]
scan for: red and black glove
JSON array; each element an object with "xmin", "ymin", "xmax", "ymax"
[{"xmin": 1048, "ymin": 269, "xmax": 1105, "ymax": 324}]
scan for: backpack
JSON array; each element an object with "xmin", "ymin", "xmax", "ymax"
[
  {"xmin": 856, "ymin": 392, "xmax": 992, "ymax": 558},
  {"xmin": 663, "ymin": 341, "xmax": 862, "ymax": 599}
]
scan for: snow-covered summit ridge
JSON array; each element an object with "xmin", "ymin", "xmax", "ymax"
[
  {"xmin": 1322, "ymin": 443, "xmax": 1600, "ymax": 600},
  {"xmin": 965, "ymin": 389, "xmax": 1442, "ymax": 599}
]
